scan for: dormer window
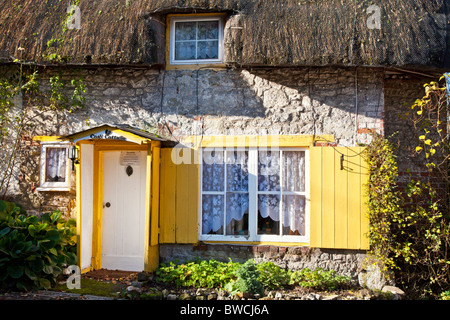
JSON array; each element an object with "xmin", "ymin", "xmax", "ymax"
[{"xmin": 169, "ymin": 15, "xmax": 224, "ymax": 66}]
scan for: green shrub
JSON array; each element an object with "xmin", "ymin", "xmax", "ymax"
[
  {"xmin": 156, "ymin": 259, "xmax": 239, "ymax": 288},
  {"xmin": 233, "ymin": 260, "xmax": 264, "ymax": 296},
  {"xmin": 0, "ymin": 200, "xmax": 77, "ymax": 291},
  {"xmin": 289, "ymin": 268, "xmax": 353, "ymax": 291},
  {"xmin": 156, "ymin": 259, "xmax": 354, "ymax": 294},
  {"xmin": 365, "ymin": 134, "xmax": 450, "ymax": 298},
  {"xmin": 256, "ymin": 262, "xmax": 290, "ymax": 290}
]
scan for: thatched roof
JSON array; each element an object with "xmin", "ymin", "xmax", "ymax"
[{"xmin": 0, "ymin": 0, "xmax": 448, "ymax": 68}]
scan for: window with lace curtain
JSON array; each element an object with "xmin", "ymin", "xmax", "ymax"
[
  {"xmin": 169, "ymin": 15, "xmax": 224, "ymax": 65},
  {"xmin": 200, "ymin": 148, "xmax": 309, "ymax": 242},
  {"xmin": 38, "ymin": 142, "xmax": 71, "ymax": 191}
]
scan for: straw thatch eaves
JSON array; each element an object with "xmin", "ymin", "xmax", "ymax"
[{"xmin": 0, "ymin": 0, "xmax": 448, "ymax": 68}]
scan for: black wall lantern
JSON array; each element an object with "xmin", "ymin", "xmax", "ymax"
[{"xmin": 68, "ymin": 146, "xmax": 80, "ymax": 171}]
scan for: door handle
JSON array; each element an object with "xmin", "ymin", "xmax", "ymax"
[{"xmin": 103, "ymin": 202, "xmax": 111, "ymax": 208}]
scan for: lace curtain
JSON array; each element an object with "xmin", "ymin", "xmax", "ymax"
[
  {"xmin": 202, "ymin": 150, "xmax": 249, "ymax": 235},
  {"xmin": 225, "ymin": 151, "xmax": 249, "ymax": 231},
  {"xmin": 45, "ymin": 148, "xmax": 67, "ymax": 182},
  {"xmin": 258, "ymin": 151, "xmax": 306, "ymax": 235},
  {"xmin": 201, "ymin": 150, "xmax": 306, "ymax": 236},
  {"xmin": 283, "ymin": 195, "xmax": 306, "ymax": 235}
]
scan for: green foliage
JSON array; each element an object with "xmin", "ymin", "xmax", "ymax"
[
  {"xmin": 289, "ymin": 268, "xmax": 353, "ymax": 291},
  {"xmin": 364, "ymin": 135, "xmax": 403, "ymax": 271},
  {"xmin": 0, "ymin": 63, "xmax": 85, "ymax": 197},
  {"xmin": 233, "ymin": 260, "xmax": 264, "ymax": 296},
  {"xmin": 409, "ymin": 78, "xmax": 449, "ymax": 181},
  {"xmin": 256, "ymin": 261, "xmax": 290, "ymax": 290},
  {"xmin": 440, "ymin": 290, "xmax": 450, "ymax": 300},
  {"xmin": 156, "ymin": 259, "xmax": 354, "ymax": 295},
  {"xmin": 156, "ymin": 259, "xmax": 239, "ymax": 289},
  {"xmin": 0, "ymin": 200, "xmax": 77, "ymax": 291},
  {"xmin": 49, "ymin": 75, "xmax": 86, "ymax": 112},
  {"xmin": 365, "ymin": 134, "xmax": 450, "ymax": 298}
]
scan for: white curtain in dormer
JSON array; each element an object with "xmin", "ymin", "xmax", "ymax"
[{"xmin": 175, "ymin": 21, "xmax": 219, "ymax": 61}]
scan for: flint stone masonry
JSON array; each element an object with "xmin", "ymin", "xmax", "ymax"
[
  {"xmin": 159, "ymin": 244, "xmax": 367, "ymax": 280},
  {"xmin": 27, "ymin": 66, "xmax": 384, "ymax": 145},
  {"xmin": 11, "ymin": 65, "xmax": 385, "ymax": 217},
  {"xmin": 3, "ymin": 64, "xmax": 388, "ymax": 282}
]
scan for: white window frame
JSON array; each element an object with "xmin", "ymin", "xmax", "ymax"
[
  {"xmin": 37, "ymin": 142, "xmax": 71, "ymax": 191},
  {"xmin": 198, "ymin": 147, "xmax": 310, "ymax": 243},
  {"xmin": 169, "ymin": 15, "xmax": 224, "ymax": 65}
]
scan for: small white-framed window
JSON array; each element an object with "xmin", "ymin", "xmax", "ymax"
[
  {"xmin": 199, "ymin": 148, "xmax": 310, "ymax": 243},
  {"xmin": 169, "ymin": 15, "xmax": 224, "ymax": 65},
  {"xmin": 38, "ymin": 142, "xmax": 71, "ymax": 191}
]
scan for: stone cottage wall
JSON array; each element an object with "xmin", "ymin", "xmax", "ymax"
[
  {"xmin": 27, "ymin": 66, "xmax": 385, "ymax": 143},
  {"xmin": 6, "ymin": 65, "xmax": 388, "ymax": 277},
  {"xmin": 12, "ymin": 65, "xmax": 386, "ymax": 218}
]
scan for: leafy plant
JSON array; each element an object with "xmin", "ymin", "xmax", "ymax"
[
  {"xmin": 233, "ymin": 260, "xmax": 264, "ymax": 296},
  {"xmin": 156, "ymin": 259, "xmax": 239, "ymax": 289},
  {"xmin": 0, "ymin": 200, "xmax": 77, "ymax": 291},
  {"xmin": 365, "ymin": 133, "xmax": 450, "ymax": 298},
  {"xmin": 156, "ymin": 258, "xmax": 355, "ymax": 295},
  {"xmin": 440, "ymin": 290, "xmax": 450, "ymax": 300},
  {"xmin": 256, "ymin": 261, "xmax": 290, "ymax": 290},
  {"xmin": 0, "ymin": 62, "xmax": 85, "ymax": 198},
  {"xmin": 289, "ymin": 268, "xmax": 353, "ymax": 291},
  {"xmin": 49, "ymin": 75, "xmax": 85, "ymax": 112},
  {"xmin": 364, "ymin": 134, "xmax": 404, "ymax": 272},
  {"xmin": 409, "ymin": 77, "xmax": 449, "ymax": 189}
]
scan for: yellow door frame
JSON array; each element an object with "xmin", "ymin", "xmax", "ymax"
[{"xmin": 76, "ymin": 140, "xmax": 161, "ymax": 273}]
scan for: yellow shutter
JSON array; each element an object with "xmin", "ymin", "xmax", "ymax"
[
  {"xmin": 310, "ymin": 147, "xmax": 369, "ymax": 250},
  {"xmin": 159, "ymin": 148, "xmax": 176, "ymax": 243},
  {"xmin": 159, "ymin": 148, "xmax": 199, "ymax": 244}
]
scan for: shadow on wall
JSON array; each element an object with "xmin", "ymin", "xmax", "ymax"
[
  {"xmin": 24, "ymin": 66, "xmax": 385, "ymax": 148},
  {"xmin": 145, "ymin": 66, "xmax": 385, "ymax": 146}
]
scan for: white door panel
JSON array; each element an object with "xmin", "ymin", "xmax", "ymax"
[{"xmin": 101, "ymin": 151, "xmax": 146, "ymax": 271}]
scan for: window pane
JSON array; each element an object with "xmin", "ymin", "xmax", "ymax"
[
  {"xmin": 197, "ymin": 40, "xmax": 219, "ymax": 60},
  {"xmin": 283, "ymin": 151, "xmax": 305, "ymax": 192},
  {"xmin": 45, "ymin": 148, "xmax": 67, "ymax": 182},
  {"xmin": 226, "ymin": 151, "xmax": 248, "ymax": 192},
  {"xmin": 175, "ymin": 22, "xmax": 196, "ymax": 41},
  {"xmin": 282, "ymin": 195, "xmax": 306, "ymax": 236},
  {"xmin": 198, "ymin": 21, "xmax": 219, "ymax": 40},
  {"xmin": 258, "ymin": 151, "xmax": 280, "ymax": 191},
  {"xmin": 175, "ymin": 41, "xmax": 196, "ymax": 60},
  {"xmin": 258, "ymin": 194, "xmax": 280, "ymax": 235},
  {"xmin": 226, "ymin": 193, "xmax": 249, "ymax": 235},
  {"xmin": 202, "ymin": 150, "xmax": 224, "ymax": 192},
  {"xmin": 202, "ymin": 194, "xmax": 224, "ymax": 235}
]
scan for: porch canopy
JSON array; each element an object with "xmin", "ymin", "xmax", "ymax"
[{"xmin": 63, "ymin": 123, "xmax": 173, "ymax": 145}]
